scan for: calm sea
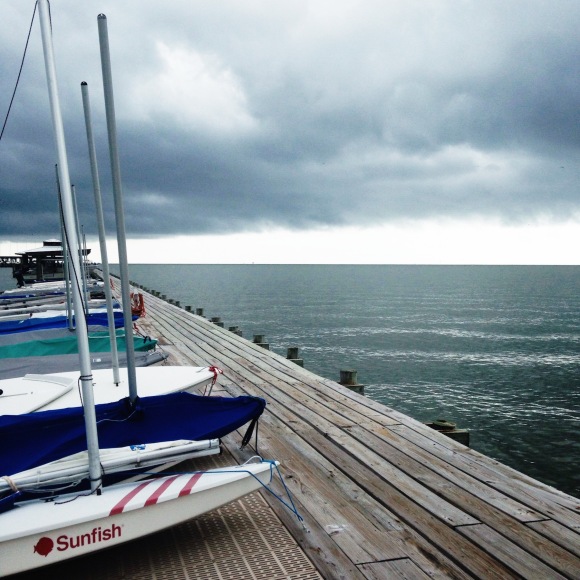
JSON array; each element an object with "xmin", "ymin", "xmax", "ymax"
[
  {"xmin": 118, "ymin": 264, "xmax": 580, "ymax": 498},
  {"xmin": 2, "ymin": 264, "xmax": 579, "ymax": 497}
]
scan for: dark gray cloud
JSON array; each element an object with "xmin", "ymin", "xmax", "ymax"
[{"xmin": 1, "ymin": 0, "xmax": 579, "ymax": 242}]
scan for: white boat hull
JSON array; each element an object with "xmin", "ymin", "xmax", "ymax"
[
  {"xmin": 0, "ymin": 299, "xmax": 111, "ymax": 319},
  {"xmin": 0, "ymin": 460, "xmax": 276, "ymax": 576},
  {"xmin": 0, "ymin": 365, "xmax": 216, "ymax": 414}
]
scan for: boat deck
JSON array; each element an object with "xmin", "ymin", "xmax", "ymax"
[{"xmin": 17, "ymin": 284, "xmax": 580, "ymax": 579}]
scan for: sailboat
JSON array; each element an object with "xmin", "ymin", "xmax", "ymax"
[
  {"xmin": 0, "ymin": 305, "xmax": 126, "ymax": 332},
  {"xmin": 0, "ymin": 365, "xmax": 218, "ymax": 414},
  {"xmin": 1, "ymin": 457, "xmax": 276, "ymax": 576},
  {"xmin": 0, "ymin": 389, "xmax": 267, "ymax": 500},
  {"xmin": 0, "ymin": 4, "xmax": 279, "ymax": 575}
]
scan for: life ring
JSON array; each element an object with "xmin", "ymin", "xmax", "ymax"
[{"xmin": 130, "ymin": 292, "xmax": 145, "ymax": 317}]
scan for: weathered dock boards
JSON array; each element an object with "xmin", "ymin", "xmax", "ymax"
[{"xmin": 131, "ymin": 287, "xmax": 580, "ymax": 579}]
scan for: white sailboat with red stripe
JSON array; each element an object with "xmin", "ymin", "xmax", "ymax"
[{"xmin": 0, "ymin": 460, "xmax": 277, "ymax": 576}]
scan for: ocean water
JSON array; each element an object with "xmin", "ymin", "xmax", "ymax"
[
  {"xmin": 3, "ymin": 264, "xmax": 579, "ymax": 497},
  {"xmin": 113, "ymin": 264, "xmax": 580, "ymax": 498}
]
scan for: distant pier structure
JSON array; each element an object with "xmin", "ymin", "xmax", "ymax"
[
  {"xmin": 0, "ymin": 239, "xmax": 91, "ymax": 284},
  {"xmin": 0, "ymin": 256, "xmax": 20, "ymax": 267}
]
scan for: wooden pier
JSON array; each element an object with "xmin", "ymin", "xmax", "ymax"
[{"xmin": 18, "ymin": 283, "xmax": 580, "ymax": 579}]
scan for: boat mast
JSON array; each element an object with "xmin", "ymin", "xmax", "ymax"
[
  {"xmin": 81, "ymin": 81, "xmax": 121, "ymax": 385},
  {"xmin": 71, "ymin": 185, "xmax": 89, "ymax": 313},
  {"xmin": 38, "ymin": 0, "xmax": 102, "ymax": 492},
  {"xmin": 97, "ymin": 13, "xmax": 138, "ymax": 404},
  {"xmin": 55, "ymin": 165, "xmax": 74, "ymax": 329}
]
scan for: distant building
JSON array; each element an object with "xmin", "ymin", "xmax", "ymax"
[{"xmin": 10, "ymin": 239, "xmax": 91, "ymax": 285}]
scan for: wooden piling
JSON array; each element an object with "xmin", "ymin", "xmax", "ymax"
[
  {"xmin": 426, "ymin": 419, "xmax": 470, "ymax": 446},
  {"xmin": 287, "ymin": 347, "xmax": 304, "ymax": 367},
  {"xmin": 253, "ymin": 334, "xmax": 269, "ymax": 350},
  {"xmin": 339, "ymin": 369, "xmax": 364, "ymax": 394}
]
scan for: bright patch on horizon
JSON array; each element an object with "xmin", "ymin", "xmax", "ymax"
[{"xmin": 90, "ymin": 217, "xmax": 580, "ymax": 266}]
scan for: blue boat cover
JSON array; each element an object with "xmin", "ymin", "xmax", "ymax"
[
  {"xmin": 0, "ymin": 392, "xmax": 266, "ymax": 476},
  {"xmin": 0, "ymin": 311, "xmax": 133, "ymax": 335}
]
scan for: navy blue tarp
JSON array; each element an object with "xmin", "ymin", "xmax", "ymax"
[
  {"xmin": 0, "ymin": 311, "xmax": 132, "ymax": 335},
  {"xmin": 1, "ymin": 392, "xmax": 266, "ymax": 476}
]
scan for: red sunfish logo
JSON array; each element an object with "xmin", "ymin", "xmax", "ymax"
[
  {"xmin": 32, "ymin": 524, "xmax": 124, "ymax": 557},
  {"xmin": 34, "ymin": 536, "xmax": 54, "ymax": 557}
]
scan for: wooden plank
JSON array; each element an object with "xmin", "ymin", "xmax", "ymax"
[
  {"xmin": 528, "ymin": 520, "xmax": 580, "ymax": 558},
  {"xmin": 358, "ymin": 558, "xmax": 433, "ymax": 579},
  {"xmin": 458, "ymin": 524, "xmax": 569, "ymax": 579},
  {"xmin": 146, "ymin": 302, "xmax": 402, "ymax": 428},
  {"xmin": 327, "ymin": 426, "xmax": 480, "ymax": 527},
  {"xmin": 346, "ymin": 423, "xmax": 544, "ymax": 522},
  {"xmin": 150, "ymin": 312, "xmax": 390, "ymax": 436},
  {"xmin": 387, "ymin": 424, "xmax": 580, "ymax": 531},
  {"xmin": 344, "ymin": 424, "xmax": 580, "ymax": 577}
]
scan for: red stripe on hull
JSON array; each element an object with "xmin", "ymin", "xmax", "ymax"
[
  {"xmin": 179, "ymin": 473, "xmax": 202, "ymax": 496},
  {"xmin": 109, "ymin": 480, "xmax": 153, "ymax": 516},
  {"xmin": 144, "ymin": 476, "xmax": 179, "ymax": 506}
]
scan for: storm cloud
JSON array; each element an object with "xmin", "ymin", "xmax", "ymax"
[{"xmin": 1, "ymin": 0, "xmax": 579, "ymax": 242}]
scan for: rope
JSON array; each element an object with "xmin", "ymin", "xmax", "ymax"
[
  {"xmin": 254, "ymin": 459, "xmax": 304, "ymax": 525},
  {"xmin": 0, "ymin": 2, "xmax": 37, "ymax": 142},
  {"xmin": 1, "ymin": 475, "xmax": 18, "ymax": 492},
  {"xmin": 204, "ymin": 366, "xmax": 223, "ymax": 396},
  {"xmin": 140, "ymin": 460, "xmax": 305, "ymax": 525},
  {"xmin": 54, "ymin": 484, "xmax": 101, "ymax": 504}
]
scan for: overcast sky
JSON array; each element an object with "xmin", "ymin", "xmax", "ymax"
[{"xmin": 1, "ymin": 1, "xmax": 579, "ymax": 264}]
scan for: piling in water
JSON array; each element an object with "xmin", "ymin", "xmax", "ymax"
[
  {"xmin": 253, "ymin": 334, "xmax": 269, "ymax": 350},
  {"xmin": 426, "ymin": 419, "xmax": 470, "ymax": 446},
  {"xmin": 287, "ymin": 347, "xmax": 304, "ymax": 367},
  {"xmin": 339, "ymin": 369, "xmax": 364, "ymax": 395}
]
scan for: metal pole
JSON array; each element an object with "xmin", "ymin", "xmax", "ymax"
[
  {"xmin": 97, "ymin": 13, "xmax": 137, "ymax": 403},
  {"xmin": 38, "ymin": 0, "xmax": 101, "ymax": 492},
  {"xmin": 81, "ymin": 81, "xmax": 121, "ymax": 385},
  {"xmin": 71, "ymin": 185, "xmax": 89, "ymax": 314},
  {"xmin": 55, "ymin": 165, "xmax": 74, "ymax": 329}
]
